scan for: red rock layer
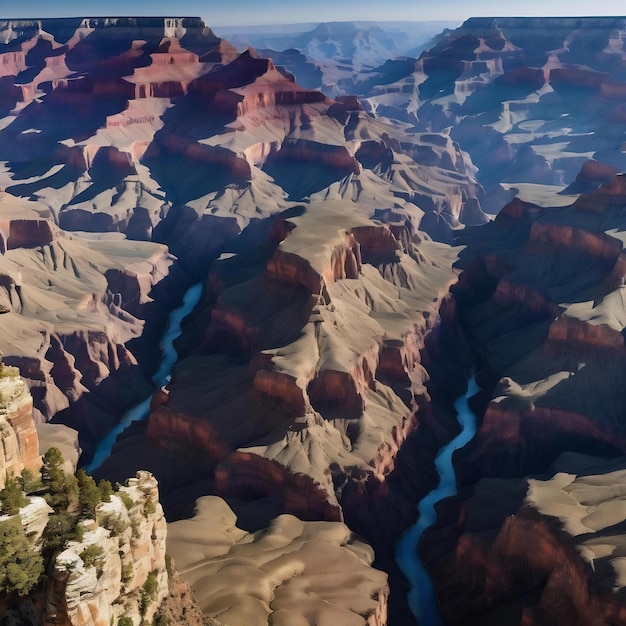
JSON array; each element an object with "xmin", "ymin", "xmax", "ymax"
[
  {"xmin": 214, "ymin": 451, "xmax": 343, "ymax": 522},
  {"xmin": 425, "ymin": 503, "xmax": 626, "ymax": 626}
]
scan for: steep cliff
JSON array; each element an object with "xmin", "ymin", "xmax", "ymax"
[
  {"xmin": 0, "ymin": 365, "xmax": 41, "ymax": 488},
  {"xmin": 421, "ymin": 453, "xmax": 626, "ymax": 625},
  {"xmin": 411, "ymin": 174, "xmax": 626, "ymax": 622},
  {"xmin": 0, "ymin": 189, "xmax": 187, "ymax": 450},
  {"xmin": 45, "ymin": 471, "xmax": 168, "ymax": 626}
]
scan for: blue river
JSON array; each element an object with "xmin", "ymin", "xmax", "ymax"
[
  {"xmin": 396, "ymin": 376, "xmax": 480, "ymax": 625},
  {"xmin": 86, "ymin": 282, "xmax": 203, "ymax": 473}
]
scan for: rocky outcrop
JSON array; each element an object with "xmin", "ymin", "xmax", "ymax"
[
  {"xmin": 422, "ymin": 454, "xmax": 626, "ymax": 625},
  {"xmin": 167, "ymin": 495, "xmax": 389, "ymax": 626},
  {"xmin": 527, "ymin": 222, "xmax": 623, "ymax": 265},
  {"xmin": 45, "ymin": 471, "xmax": 168, "ymax": 626},
  {"xmin": 0, "ymin": 369, "xmax": 41, "ymax": 488},
  {"xmin": 0, "ymin": 190, "xmax": 185, "ymax": 440},
  {"xmin": 214, "ymin": 451, "xmax": 343, "ymax": 523},
  {"xmin": 147, "ymin": 398, "xmax": 231, "ymax": 460}
]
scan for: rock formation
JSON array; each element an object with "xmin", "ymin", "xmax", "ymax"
[
  {"xmin": 6, "ymin": 13, "xmax": 626, "ymax": 626},
  {"xmin": 0, "ymin": 365, "xmax": 41, "ymax": 488},
  {"xmin": 356, "ymin": 17, "xmax": 626, "ymax": 209},
  {"xmin": 407, "ymin": 173, "xmax": 626, "ymax": 623},
  {"xmin": 168, "ymin": 495, "xmax": 388, "ymax": 626},
  {"xmin": 0, "ymin": 188, "xmax": 186, "ymax": 450},
  {"xmin": 45, "ymin": 471, "xmax": 168, "ymax": 626},
  {"xmin": 421, "ymin": 453, "xmax": 626, "ymax": 625},
  {"xmin": 215, "ymin": 21, "xmax": 456, "ymax": 97}
]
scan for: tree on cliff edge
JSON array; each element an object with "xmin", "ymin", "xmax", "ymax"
[
  {"xmin": 0, "ymin": 516, "xmax": 43, "ymax": 595},
  {"xmin": 41, "ymin": 447, "xmax": 78, "ymax": 513},
  {"xmin": 76, "ymin": 469, "xmax": 101, "ymax": 517},
  {"xmin": 0, "ymin": 476, "xmax": 29, "ymax": 515}
]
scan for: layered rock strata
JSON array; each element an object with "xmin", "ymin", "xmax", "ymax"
[
  {"xmin": 44, "ymin": 471, "xmax": 169, "ymax": 626},
  {"xmin": 415, "ymin": 176, "xmax": 626, "ymax": 622},
  {"xmin": 0, "ymin": 189, "xmax": 184, "ymax": 448},
  {"xmin": 0, "ymin": 367, "xmax": 41, "ymax": 487},
  {"xmin": 421, "ymin": 453, "xmax": 626, "ymax": 625},
  {"xmin": 359, "ymin": 17, "xmax": 626, "ymax": 203}
]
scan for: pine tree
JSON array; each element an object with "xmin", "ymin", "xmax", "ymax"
[
  {"xmin": 0, "ymin": 476, "xmax": 28, "ymax": 515},
  {"xmin": 0, "ymin": 516, "xmax": 43, "ymax": 595},
  {"xmin": 98, "ymin": 479, "xmax": 113, "ymax": 503},
  {"xmin": 41, "ymin": 447, "xmax": 78, "ymax": 513},
  {"xmin": 76, "ymin": 469, "xmax": 101, "ymax": 517}
]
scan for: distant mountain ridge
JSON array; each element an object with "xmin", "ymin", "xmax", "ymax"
[
  {"xmin": 214, "ymin": 20, "xmax": 459, "ymax": 96},
  {"xmin": 351, "ymin": 15, "xmax": 626, "ymax": 209}
]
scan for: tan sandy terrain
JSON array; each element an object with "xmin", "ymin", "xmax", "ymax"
[{"xmin": 168, "ymin": 495, "xmax": 388, "ymax": 625}]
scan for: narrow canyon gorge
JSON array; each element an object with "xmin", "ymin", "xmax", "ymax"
[{"xmin": 2, "ymin": 14, "xmax": 626, "ymax": 626}]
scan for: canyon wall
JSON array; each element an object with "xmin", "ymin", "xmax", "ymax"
[
  {"xmin": 0, "ymin": 367, "xmax": 41, "ymax": 488},
  {"xmin": 45, "ymin": 471, "xmax": 168, "ymax": 626}
]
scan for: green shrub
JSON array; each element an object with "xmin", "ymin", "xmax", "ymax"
[
  {"xmin": 121, "ymin": 561, "xmax": 133, "ymax": 584},
  {"xmin": 20, "ymin": 468, "xmax": 41, "ymax": 494},
  {"xmin": 99, "ymin": 479, "xmax": 113, "ymax": 503},
  {"xmin": 42, "ymin": 511, "xmax": 80, "ymax": 557},
  {"xmin": 118, "ymin": 492, "xmax": 134, "ymax": 510},
  {"xmin": 0, "ymin": 364, "xmax": 20, "ymax": 379},
  {"xmin": 77, "ymin": 469, "xmax": 101, "ymax": 517},
  {"xmin": 80, "ymin": 545, "xmax": 105, "ymax": 577},
  {"xmin": 139, "ymin": 570, "xmax": 159, "ymax": 615},
  {"xmin": 101, "ymin": 514, "xmax": 128, "ymax": 537},
  {"xmin": 0, "ymin": 476, "xmax": 28, "ymax": 515},
  {"xmin": 143, "ymin": 571, "xmax": 158, "ymax": 597},
  {"xmin": 143, "ymin": 499, "xmax": 156, "ymax": 518},
  {"xmin": 41, "ymin": 448, "xmax": 78, "ymax": 513},
  {"xmin": 117, "ymin": 617, "xmax": 134, "ymax": 626}
]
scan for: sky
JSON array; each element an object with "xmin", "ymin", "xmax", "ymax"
[{"xmin": 1, "ymin": 0, "xmax": 626, "ymax": 26}]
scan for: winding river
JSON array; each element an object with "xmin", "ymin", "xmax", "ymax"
[
  {"xmin": 396, "ymin": 376, "xmax": 480, "ymax": 626},
  {"xmin": 86, "ymin": 282, "xmax": 203, "ymax": 473}
]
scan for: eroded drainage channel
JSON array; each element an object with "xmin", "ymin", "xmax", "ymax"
[
  {"xmin": 86, "ymin": 282, "xmax": 203, "ymax": 473},
  {"xmin": 396, "ymin": 376, "xmax": 480, "ymax": 626}
]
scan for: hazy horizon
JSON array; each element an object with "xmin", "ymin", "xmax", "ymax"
[{"xmin": 2, "ymin": 0, "xmax": 626, "ymax": 27}]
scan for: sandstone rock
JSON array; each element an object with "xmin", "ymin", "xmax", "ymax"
[
  {"xmin": 45, "ymin": 471, "xmax": 168, "ymax": 626},
  {"xmin": 168, "ymin": 495, "xmax": 389, "ymax": 626},
  {"xmin": 0, "ymin": 371, "xmax": 41, "ymax": 488}
]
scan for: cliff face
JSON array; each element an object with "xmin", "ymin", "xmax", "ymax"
[
  {"xmin": 421, "ymin": 453, "xmax": 626, "ymax": 625},
  {"xmin": 450, "ymin": 176, "xmax": 626, "ymax": 482},
  {"xmin": 0, "ymin": 369, "xmax": 41, "ymax": 488},
  {"xmin": 0, "ymin": 190, "xmax": 186, "ymax": 445},
  {"xmin": 0, "ymin": 15, "xmax": 484, "ymax": 261},
  {"xmin": 409, "ymin": 171, "xmax": 626, "ymax": 622},
  {"xmin": 0, "ymin": 372, "xmax": 175, "ymax": 626},
  {"xmin": 44, "ymin": 472, "xmax": 168, "ymax": 626}
]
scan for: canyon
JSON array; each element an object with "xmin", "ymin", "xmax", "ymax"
[{"xmin": 1, "ymin": 13, "xmax": 626, "ymax": 626}]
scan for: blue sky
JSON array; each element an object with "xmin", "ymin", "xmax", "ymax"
[{"xmin": 1, "ymin": 0, "xmax": 625, "ymax": 26}]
